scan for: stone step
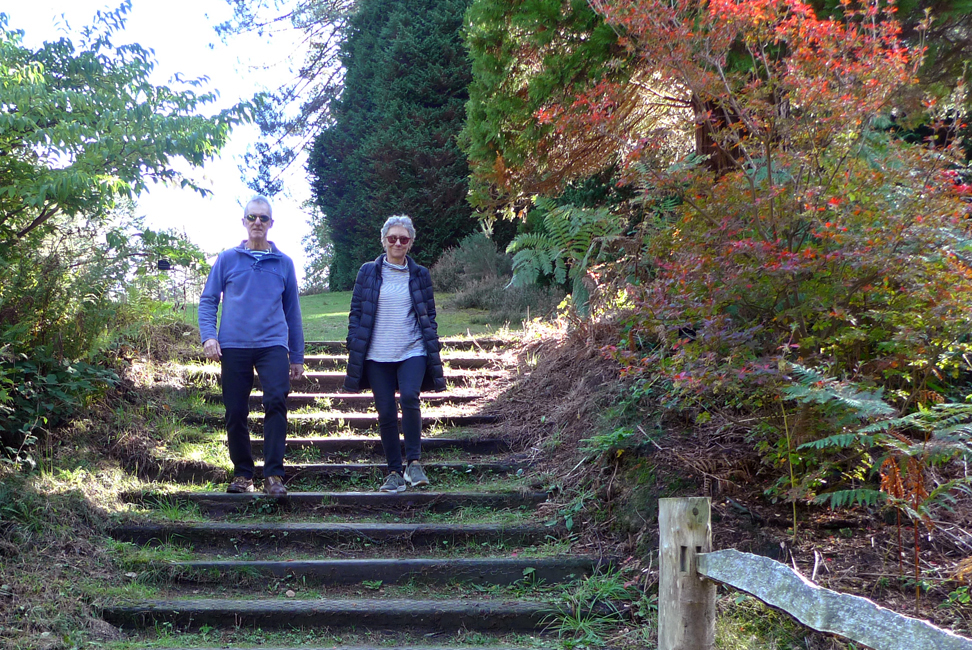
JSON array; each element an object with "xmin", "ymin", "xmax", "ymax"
[
  {"xmin": 186, "ymin": 412, "xmax": 500, "ymax": 433},
  {"xmin": 253, "ymin": 436, "xmax": 511, "ymax": 455},
  {"xmin": 285, "ymin": 412, "xmax": 500, "ymax": 430},
  {"xmin": 143, "ymin": 646, "xmax": 530, "ymax": 650},
  {"xmin": 288, "ymin": 370, "xmax": 504, "ymax": 391},
  {"xmin": 135, "ymin": 461, "xmax": 522, "ymax": 486},
  {"xmin": 166, "ymin": 557, "xmax": 605, "ymax": 585},
  {"xmin": 272, "ymin": 460, "xmax": 521, "ymax": 478},
  {"xmin": 271, "ymin": 461, "xmax": 520, "ymax": 481},
  {"xmin": 184, "ymin": 369, "xmax": 505, "ymax": 391},
  {"xmin": 102, "ymin": 597, "xmax": 553, "ymax": 631},
  {"xmin": 125, "ymin": 490, "xmax": 549, "ymax": 516},
  {"xmin": 246, "ymin": 391, "xmax": 484, "ymax": 410},
  {"xmin": 306, "ymin": 338, "xmax": 510, "ymax": 353},
  {"xmin": 302, "ymin": 355, "xmax": 495, "ymax": 371},
  {"xmin": 111, "ymin": 521, "xmax": 555, "ymax": 548}
]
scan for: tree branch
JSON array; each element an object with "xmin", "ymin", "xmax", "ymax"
[{"xmin": 11, "ymin": 206, "xmax": 59, "ymax": 243}]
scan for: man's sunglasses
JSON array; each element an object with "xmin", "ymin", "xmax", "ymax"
[
  {"xmin": 245, "ymin": 214, "xmax": 271, "ymax": 223},
  {"xmin": 386, "ymin": 235, "xmax": 411, "ymax": 245}
]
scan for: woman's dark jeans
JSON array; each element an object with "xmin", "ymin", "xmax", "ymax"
[
  {"xmin": 221, "ymin": 346, "xmax": 291, "ymax": 479},
  {"xmin": 366, "ymin": 356, "xmax": 427, "ymax": 474}
]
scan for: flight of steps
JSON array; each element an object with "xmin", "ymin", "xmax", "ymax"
[{"xmin": 103, "ymin": 337, "xmax": 607, "ymax": 647}]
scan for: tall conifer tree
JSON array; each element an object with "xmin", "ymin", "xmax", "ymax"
[{"xmin": 308, "ymin": 0, "xmax": 475, "ymax": 290}]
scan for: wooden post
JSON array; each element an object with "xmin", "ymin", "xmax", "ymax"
[{"xmin": 659, "ymin": 497, "xmax": 716, "ymax": 650}]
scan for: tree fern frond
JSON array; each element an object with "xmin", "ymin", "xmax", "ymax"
[
  {"xmin": 533, "ymin": 196, "xmax": 557, "ymax": 213},
  {"xmin": 509, "ymin": 247, "xmax": 559, "ymax": 286},
  {"xmin": 860, "ymin": 402, "xmax": 972, "ymax": 446},
  {"xmin": 788, "ymin": 364, "xmax": 828, "ymax": 386},
  {"xmin": 506, "ymin": 202, "xmax": 623, "ymax": 312},
  {"xmin": 783, "ymin": 364, "xmax": 895, "ymax": 418},
  {"xmin": 859, "ymin": 419, "xmax": 898, "ymax": 433},
  {"xmin": 879, "ymin": 436, "xmax": 915, "ymax": 455},
  {"xmin": 923, "ymin": 440, "xmax": 972, "ymax": 464},
  {"xmin": 934, "ymin": 423, "xmax": 972, "ymax": 439},
  {"xmin": 506, "ymin": 232, "xmax": 552, "ymax": 254},
  {"xmin": 553, "ymin": 258, "xmax": 568, "ymax": 285},
  {"xmin": 798, "ymin": 433, "xmax": 875, "ymax": 450},
  {"xmin": 813, "ymin": 489, "xmax": 886, "ymax": 509}
]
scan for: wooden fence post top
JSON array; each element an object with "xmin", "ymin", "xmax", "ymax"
[{"xmin": 659, "ymin": 497, "xmax": 711, "ymax": 526}]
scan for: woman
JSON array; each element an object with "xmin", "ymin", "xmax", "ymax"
[{"xmin": 344, "ymin": 215, "xmax": 446, "ymax": 492}]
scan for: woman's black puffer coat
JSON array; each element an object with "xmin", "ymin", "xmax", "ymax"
[{"xmin": 343, "ymin": 254, "xmax": 446, "ymax": 393}]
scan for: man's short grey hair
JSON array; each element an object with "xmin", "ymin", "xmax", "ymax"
[
  {"xmin": 244, "ymin": 195, "xmax": 273, "ymax": 219},
  {"xmin": 380, "ymin": 215, "xmax": 415, "ymax": 241}
]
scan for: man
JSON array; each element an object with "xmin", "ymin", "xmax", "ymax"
[{"xmin": 198, "ymin": 195, "xmax": 305, "ymax": 496}]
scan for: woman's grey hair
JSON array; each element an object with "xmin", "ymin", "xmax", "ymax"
[
  {"xmin": 244, "ymin": 195, "xmax": 273, "ymax": 218},
  {"xmin": 380, "ymin": 215, "xmax": 415, "ymax": 241}
]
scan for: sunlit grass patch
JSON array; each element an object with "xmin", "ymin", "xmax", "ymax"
[
  {"xmin": 715, "ymin": 592, "xmax": 836, "ymax": 649},
  {"xmin": 542, "ymin": 567, "xmax": 654, "ymax": 649},
  {"xmin": 109, "ymin": 539, "xmax": 196, "ymax": 579},
  {"xmin": 163, "ymin": 439, "xmax": 230, "ymax": 468},
  {"xmin": 80, "ymin": 577, "xmax": 162, "ymax": 602}
]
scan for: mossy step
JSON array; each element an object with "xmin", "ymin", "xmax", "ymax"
[
  {"xmin": 187, "ymin": 412, "xmax": 500, "ymax": 432},
  {"xmin": 306, "ymin": 338, "xmax": 511, "ymax": 353},
  {"xmin": 164, "ymin": 557, "xmax": 605, "ymax": 585},
  {"xmin": 131, "ymin": 460, "xmax": 520, "ymax": 486},
  {"xmin": 142, "ymin": 647, "xmax": 532, "ymax": 650},
  {"xmin": 267, "ymin": 461, "xmax": 523, "ymax": 479},
  {"xmin": 184, "ymin": 369, "xmax": 504, "ymax": 391},
  {"xmin": 291, "ymin": 370, "xmax": 504, "ymax": 391},
  {"xmin": 247, "ymin": 391, "xmax": 484, "ymax": 410},
  {"xmin": 112, "ymin": 521, "xmax": 553, "ymax": 547},
  {"xmin": 302, "ymin": 355, "xmax": 496, "ymax": 371},
  {"xmin": 254, "ymin": 436, "xmax": 511, "ymax": 455},
  {"xmin": 102, "ymin": 597, "xmax": 553, "ymax": 631},
  {"xmin": 125, "ymin": 490, "xmax": 549, "ymax": 515}
]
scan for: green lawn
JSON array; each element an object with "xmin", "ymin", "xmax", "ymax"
[
  {"xmin": 300, "ymin": 292, "xmax": 354, "ymax": 340},
  {"xmin": 300, "ymin": 291, "xmax": 517, "ymax": 339},
  {"xmin": 184, "ymin": 293, "xmax": 520, "ymax": 341}
]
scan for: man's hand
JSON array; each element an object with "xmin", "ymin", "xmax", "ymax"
[
  {"xmin": 290, "ymin": 363, "xmax": 305, "ymax": 380},
  {"xmin": 203, "ymin": 338, "xmax": 222, "ymax": 361}
]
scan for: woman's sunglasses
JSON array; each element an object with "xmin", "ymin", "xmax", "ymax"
[
  {"xmin": 245, "ymin": 214, "xmax": 271, "ymax": 223},
  {"xmin": 386, "ymin": 235, "xmax": 411, "ymax": 245}
]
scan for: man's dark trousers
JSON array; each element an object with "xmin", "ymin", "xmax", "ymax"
[{"xmin": 221, "ymin": 346, "xmax": 290, "ymax": 479}]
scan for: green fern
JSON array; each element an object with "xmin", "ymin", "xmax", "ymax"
[
  {"xmin": 798, "ymin": 433, "xmax": 876, "ymax": 451},
  {"xmin": 861, "ymin": 402, "xmax": 972, "ymax": 465},
  {"xmin": 783, "ymin": 365, "xmax": 895, "ymax": 419},
  {"xmin": 508, "ymin": 244, "xmax": 562, "ymax": 286},
  {"xmin": 506, "ymin": 198, "xmax": 623, "ymax": 315},
  {"xmin": 813, "ymin": 489, "xmax": 886, "ymax": 508}
]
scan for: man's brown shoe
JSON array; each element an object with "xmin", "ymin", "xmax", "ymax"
[
  {"xmin": 264, "ymin": 475, "xmax": 287, "ymax": 497},
  {"xmin": 227, "ymin": 476, "xmax": 255, "ymax": 493}
]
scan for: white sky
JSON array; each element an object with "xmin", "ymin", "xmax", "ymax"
[{"xmin": 4, "ymin": 0, "xmax": 313, "ymax": 282}]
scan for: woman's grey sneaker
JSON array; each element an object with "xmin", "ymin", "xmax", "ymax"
[
  {"xmin": 404, "ymin": 461, "xmax": 430, "ymax": 487},
  {"xmin": 227, "ymin": 476, "xmax": 255, "ymax": 493},
  {"xmin": 379, "ymin": 472, "xmax": 407, "ymax": 493}
]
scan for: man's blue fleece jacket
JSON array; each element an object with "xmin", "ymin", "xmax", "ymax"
[{"xmin": 198, "ymin": 242, "xmax": 304, "ymax": 364}]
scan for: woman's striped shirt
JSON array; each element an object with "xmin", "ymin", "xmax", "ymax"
[{"xmin": 365, "ymin": 260, "xmax": 426, "ymax": 362}]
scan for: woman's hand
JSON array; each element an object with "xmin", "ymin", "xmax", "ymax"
[{"xmin": 290, "ymin": 363, "xmax": 305, "ymax": 380}]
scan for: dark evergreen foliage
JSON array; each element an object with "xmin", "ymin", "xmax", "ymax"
[
  {"xmin": 308, "ymin": 0, "xmax": 477, "ymax": 290},
  {"xmin": 460, "ymin": 0, "xmax": 627, "ymax": 210}
]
